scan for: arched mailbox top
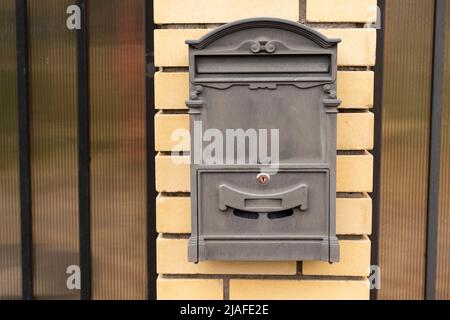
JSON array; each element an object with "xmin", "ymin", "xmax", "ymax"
[
  {"xmin": 186, "ymin": 18, "xmax": 341, "ymax": 86},
  {"xmin": 186, "ymin": 17, "xmax": 341, "ymax": 49}
]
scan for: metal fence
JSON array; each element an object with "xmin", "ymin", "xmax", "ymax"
[
  {"xmin": 372, "ymin": 0, "xmax": 450, "ymax": 300},
  {"xmin": 0, "ymin": 0, "xmax": 156, "ymax": 300}
]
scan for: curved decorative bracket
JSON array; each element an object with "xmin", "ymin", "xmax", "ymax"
[
  {"xmin": 323, "ymin": 84, "xmax": 341, "ymax": 113},
  {"xmin": 186, "ymin": 85, "xmax": 204, "ymax": 114}
]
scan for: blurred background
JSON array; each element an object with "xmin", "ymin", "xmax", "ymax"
[
  {"xmin": 0, "ymin": 0, "xmax": 449, "ymax": 300},
  {"xmin": 0, "ymin": 0, "xmax": 148, "ymax": 299}
]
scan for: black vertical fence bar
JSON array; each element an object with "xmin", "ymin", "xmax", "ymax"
[
  {"xmin": 426, "ymin": 0, "xmax": 446, "ymax": 300},
  {"xmin": 16, "ymin": 0, "xmax": 33, "ymax": 301},
  {"xmin": 146, "ymin": 0, "xmax": 157, "ymax": 300},
  {"xmin": 371, "ymin": 0, "xmax": 385, "ymax": 301},
  {"xmin": 77, "ymin": 0, "xmax": 91, "ymax": 300}
]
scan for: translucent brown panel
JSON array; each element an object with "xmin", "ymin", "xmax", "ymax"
[
  {"xmin": 0, "ymin": 0, "xmax": 22, "ymax": 300},
  {"xmin": 28, "ymin": 0, "xmax": 79, "ymax": 299},
  {"xmin": 89, "ymin": 0, "xmax": 147, "ymax": 300},
  {"xmin": 436, "ymin": 3, "xmax": 450, "ymax": 300},
  {"xmin": 378, "ymin": 0, "xmax": 435, "ymax": 300}
]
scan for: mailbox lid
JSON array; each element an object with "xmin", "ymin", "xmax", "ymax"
[{"xmin": 197, "ymin": 169, "xmax": 330, "ymax": 239}]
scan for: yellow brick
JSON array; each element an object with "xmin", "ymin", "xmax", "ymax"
[
  {"xmin": 155, "ymin": 112, "xmax": 190, "ymax": 151},
  {"xmin": 336, "ymin": 195, "xmax": 372, "ymax": 235},
  {"xmin": 155, "ymin": 71, "xmax": 373, "ymax": 110},
  {"xmin": 156, "ymin": 196, "xmax": 190, "ymax": 234},
  {"xmin": 229, "ymin": 279, "xmax": 370, "ymax": 300},
  {"xmin": 154, "ymin": 29, "xmax": 208, "ymax": 67},
  {"xmin": 337, "ymin": 112, "xmax": 374, "ymax": 150},
  {"xmin": 336, "ymin": 152, "xmax": 373, "ymax": 192},
  {"xmin": 154, "ymin": 29, "xmax": 376, "ymax": 67},
  {"xmin": 157, "ymin": 277, "xmax": 223, "ymax": 300},
  {"xmin": 155, "ymin": 154, "xmax": 190, "ymax": 193},
  {"xmin": 155, "ymin": 113, "xmax": 187, "ymax": 151},
  {"xmin": 156, "ymin": 154, "xmax": 373, "ymax": 193},
  {"xmin": 157, "ymin": 236, "xmax": 297, "ymax": 275},
  {"xmin": 156, "ymin": 195, "xmax": 191, "ymax": 234},
  {"xmin": 307, "ymin": 0, "xmax": 377, "ymax": 23},
  {"xmin": 319, "ymin": 28, "xmax": 376, "ymax": 66},
  {"xmin": 338, "ymin": 71, "xmax": 374, "ymax": 109},
  {"xmin": 155, "ymin": 112, "xmax": 374, "ymax": 152},
  {"xmin": 302, "ymin": 236, "xmax": 371, "ymax": 276},
  {"xmin": 155, "ymin": 72, "xmax": 189, "ymax": 110},
  {"xmin": 154, "ymin": 195, "xmax": 372, "ymax": 235},
  {"xmin": 154, "ymin": 0, "xmax": 299, "ymax": 24}
]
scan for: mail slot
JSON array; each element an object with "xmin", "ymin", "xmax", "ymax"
[{"xmin": 186, "ymin": 18, "xmax": 341, "ymax": 262}]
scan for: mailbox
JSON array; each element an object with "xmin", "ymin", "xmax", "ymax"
[{"xmin": 186, "ymin": 18, "xmax": 341, "ymax": 262}]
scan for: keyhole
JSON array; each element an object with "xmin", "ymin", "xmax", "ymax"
[{"xmin": 257, "ymin": 173, "xmax": 270, "ymax": 185}]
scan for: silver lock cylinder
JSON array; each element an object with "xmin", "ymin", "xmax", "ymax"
[{"xmin": 256, "ymin": 173, "xmax": 270, "ymax": 185}]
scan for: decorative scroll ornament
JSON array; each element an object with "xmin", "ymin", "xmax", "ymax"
[{"xmin": 249, "ymin": 40, "xmax": 277, "ymax": 54}]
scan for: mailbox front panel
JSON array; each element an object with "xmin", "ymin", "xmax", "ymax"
[{"xmin": 187, "ymin": 18, "xmax": 341, "ymax": 263}]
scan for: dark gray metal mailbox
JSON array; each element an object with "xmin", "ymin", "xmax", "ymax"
[{"xmin": 186, "ymin": 18, "xmax": 341, "ymax": 263}]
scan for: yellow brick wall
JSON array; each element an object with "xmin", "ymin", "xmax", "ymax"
[{"xmin": 153, "ymin": 0, "xmax": 376, "ymax": 300}]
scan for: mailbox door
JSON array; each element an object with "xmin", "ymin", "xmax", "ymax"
[{"xmin": 198, "ymin": 169, "xmax": 329, "ymax": 238}]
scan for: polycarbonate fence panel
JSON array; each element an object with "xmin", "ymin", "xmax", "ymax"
[
  {"xmin": 0, "ymin": 0, "xmax": 22, "ymax": 300},
  {"xmin": 378, "ymin": 0, "xmax": 435, "ymax": 300},
  {"xmin": 89, "ymin": 0, "xmax": 147, "ymax": 300},
  {"xmin": 28, "ymin": 0, "xmax": 79, "ymax": 299},
  {"xmin": 437, "ymin": 3, "xmax": 450, "ymax": 300}
]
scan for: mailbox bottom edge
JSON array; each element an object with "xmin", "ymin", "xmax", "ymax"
[{"xmin": 188, "ymin": 236, "xmax": 340, "ymax": 263}]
